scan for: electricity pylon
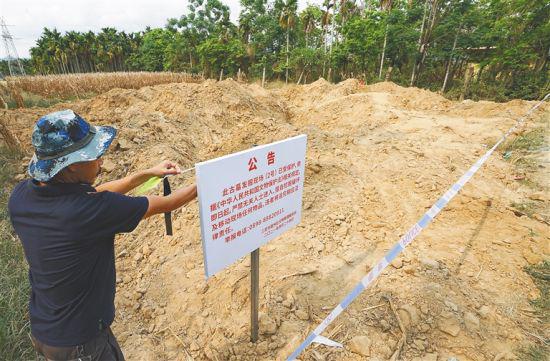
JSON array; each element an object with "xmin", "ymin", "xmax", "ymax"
[{"xmin": 1, "ymin": 17, "xmax": 26, "ymax": 76}]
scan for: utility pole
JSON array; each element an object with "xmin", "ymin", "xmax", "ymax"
[{"xmin": 1, "ymin": 17, "xmax": 26, "ymax": 77}]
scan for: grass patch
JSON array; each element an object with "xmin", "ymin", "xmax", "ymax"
[
  {"xmin": 501, "ymin": 128, "xmax": 545, "ymax": 167},
  {"xmin": 518, "ymin": 345, "xmax": 549, "ymax": 361},
  {"xmin": 516, "ymin": 261, "xmax": 549, "ymax": 360},
  {"xmin": 501, "ymin": 127, "xmax": 546, "ymax": 189},
  {"xmin": 0, "ymin": 145, "xmax": 33, "ymax": 360},
  {"xmin": 525, "ymin": 261, "xmax": 550, "ymax": 324},
  {"xmin": 502, "ymin": 128, "xmax": 545, "ymax": 153},
  {"xmin": 513, "ymin": 157, "xmax": 540, "ymax": 173},
  {"xmin": 510, "ymin": 201, "xmax": 538, "ymax": 218},
  {"xmin": 517, "ymin": 177, "xmax": 540, "ymax": 189},
  {"xmin": 5, "ymin": 91, "xmax": 82, "ymax": 109}
]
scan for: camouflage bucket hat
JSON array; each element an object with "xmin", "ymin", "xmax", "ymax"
[{"xmin": 28, "ymin": 109, "xmax": 116, "ymax": 182}]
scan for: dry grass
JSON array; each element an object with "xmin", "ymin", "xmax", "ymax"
[
  {"xmin": 4, "ymin": 72, "xmax": 203, "ymax": 101},
  {"xmin": 0, "ymin": 145, "xmax": 32, "ymax": 360},
  {"xmin": 518, "ymin": 261, "xmax": 550, "ymax": 360},
  {"xmin": 0, "ymin": 114, "xmax": 23, "ymax": 153}
]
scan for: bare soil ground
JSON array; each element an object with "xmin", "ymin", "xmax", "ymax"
[{"xmin": 2, "ymin": 79, "xmax": 548, "ymax": 361}]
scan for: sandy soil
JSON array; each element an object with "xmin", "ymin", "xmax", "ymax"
[{"xmin": 2, "ymin": 79, "xmax": 549, "ymax": 361}]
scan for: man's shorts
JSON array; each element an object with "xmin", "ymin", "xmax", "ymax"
[{"xmin": 30, "ymin": 327, "xmax": 124, "ymax": 361}]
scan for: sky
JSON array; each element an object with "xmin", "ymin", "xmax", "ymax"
[{"xmin": 1, "ymin": 0, "xmax": 321, "ymax": 59}]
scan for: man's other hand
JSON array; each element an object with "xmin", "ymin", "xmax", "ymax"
[
  {"xmin": 144, "ymin": 183, "xmax": 197, "ymax": 218},
  {"xmin": 147, "ymin": 160, "xmax": 181, "ymax": 178}
]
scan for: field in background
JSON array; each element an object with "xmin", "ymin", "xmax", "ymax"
[{"xmin": 1, "ymin": 72, "xmax": 203, "ymax": 108}]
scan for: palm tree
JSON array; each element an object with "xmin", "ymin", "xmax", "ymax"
[
  {"xmin": 30, "ymin": 46, "xmax": 45, "ymax": 74},
  {"xmin": 84, "ymin": 31, "xmax": 98, "ymax": 72},
  {"xmin": 320, "ymin": 0, "xmax": 334, "ymax": 77},
  {"xmin": 279, "ymin": 0, "xmax": 298, "ymax": 83},
  {"xmin": 97, "ymin": 28, "xmax": 119, "ymax": 71},
  {"xmin": 301, "ymin": 6, "xmax": 317, "ymax": 48},
  {"xmin": 66, "ymin": 31, "xmax": 82, "ymax": 73},
  {"xmin": 321, "ymin": 1, "xmax": 333, "ymax": 53},
  {"xmin": 43, "ymin": 28, "xmax": 66, "ymax": 74},
  {"xmin": 378, "ymin": 0, "xmax": 393, "ymax": 79},
  {"xmin": 339, "ymin": 0, "xmax": 358, "ymax": 26}
]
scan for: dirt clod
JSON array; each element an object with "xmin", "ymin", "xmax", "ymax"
[
  {"xmin": 438, "ymin": 314, "xmax": 461, "ymax": 337},
  {"xmin": 348, "ymin": 335, "xmax": 372, "ymax": 356}
]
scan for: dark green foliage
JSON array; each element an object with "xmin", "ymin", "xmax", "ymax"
[
  {"xmin": 30, "ymin": 27, "xmax": 141, "ymax": 74},
  {"xmin": 198, "ymin": 37, "xmax": 246, "ymax": 77},
  {"xmin": 23, "ymin": 0, "xmax": 550, "ymax": 101},
  {"xmin": 127, "ymin": 29, "xmax": 175, "ymax": 71},
  {"xmin": 0, "ymin": 59, "xmax": 34, "ymax": 78}
]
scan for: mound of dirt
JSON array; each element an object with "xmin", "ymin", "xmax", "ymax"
[
  {"xmin": 366, "ymin": 81, "xmax": 452, "ymax": 112},
  {"xmin": 3, "ymin": 79, "xmax": 549, "ymax": 361}
]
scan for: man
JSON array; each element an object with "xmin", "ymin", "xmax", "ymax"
[{"xmin": 8, "ymin": 109, "xmax": 197, "ymax": 360}]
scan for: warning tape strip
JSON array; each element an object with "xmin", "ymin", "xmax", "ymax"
[
  {"xmin": 287, "ymin": 94, "xmax": 549, "ymax": 360},
  {"xmin": 134, "ymin": 167, "xmax": 195, "ymax": 196}
]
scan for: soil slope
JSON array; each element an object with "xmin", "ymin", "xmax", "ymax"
[{"xmin": 3, "ymin": 80, "xmax": 549, "ymax": 361}]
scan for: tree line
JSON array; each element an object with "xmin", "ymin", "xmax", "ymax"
[{"xmin": 22, "ymin": 0, "xmax": 550, "ymax": 100}]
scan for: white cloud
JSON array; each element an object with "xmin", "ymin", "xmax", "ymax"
[{"xmin": 1, "ymin": 0, "xmax": 321, "ymax": 58}]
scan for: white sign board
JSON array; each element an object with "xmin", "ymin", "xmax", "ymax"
[{"xmin": 196, "ymin": 134, "xmax": 307, "ymax": 278}]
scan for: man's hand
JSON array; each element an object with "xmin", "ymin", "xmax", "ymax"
[
  {"xmin": 146, "ymin": 160, "xmax": 181, "ymax": 178},
  {"xmin": 96, "ymin": 160, "xmax": 183, "ymax": 194},
  {"xmin": 144, "ymin": 183, "xmax": 197, "ymax": 219}
]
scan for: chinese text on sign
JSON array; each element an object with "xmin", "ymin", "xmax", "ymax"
[{"xmin": 196, "ymin": 135, "xmax": 307, "ymax": 278}]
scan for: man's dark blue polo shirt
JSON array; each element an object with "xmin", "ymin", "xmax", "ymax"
[{"xmin": 8, "ymin": 179, "xmax": 148, "ymax": 347}]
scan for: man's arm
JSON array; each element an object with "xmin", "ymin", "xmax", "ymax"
[
  {"xmin": 95, "ymin": 169, "xmax": 152, "ymax": 194},
  {"xmin": 143, "ymin": 184, "xmax": 197, "ymax": 218},
  {"xmin": 96, "ymin": 160, "xmax": 180, "ymax": 194}
]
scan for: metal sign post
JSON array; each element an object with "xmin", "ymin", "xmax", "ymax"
[
  {"xmin": 250, "ymin": 143, "xmax": 259, "ymax": 343},
  {"xmin": 251, "ymin": 248, "xmax": 259, "ymax": 342}
]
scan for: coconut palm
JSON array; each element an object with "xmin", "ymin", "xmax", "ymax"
[
  {"xmin": 278, "ymin": 0, "xmax": 298, "ymax": 83},
  {"xmin": 301, "ymin": 6, "xmax": 318, "ymax": 48},
  {"xmin": 379, "ymin": 0, "xmax": 393, "ymax": 79}
]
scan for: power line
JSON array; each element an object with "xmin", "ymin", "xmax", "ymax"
[{"xmin": 1, "ymin": 17, "xmax": 26, "ymax": 76}]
